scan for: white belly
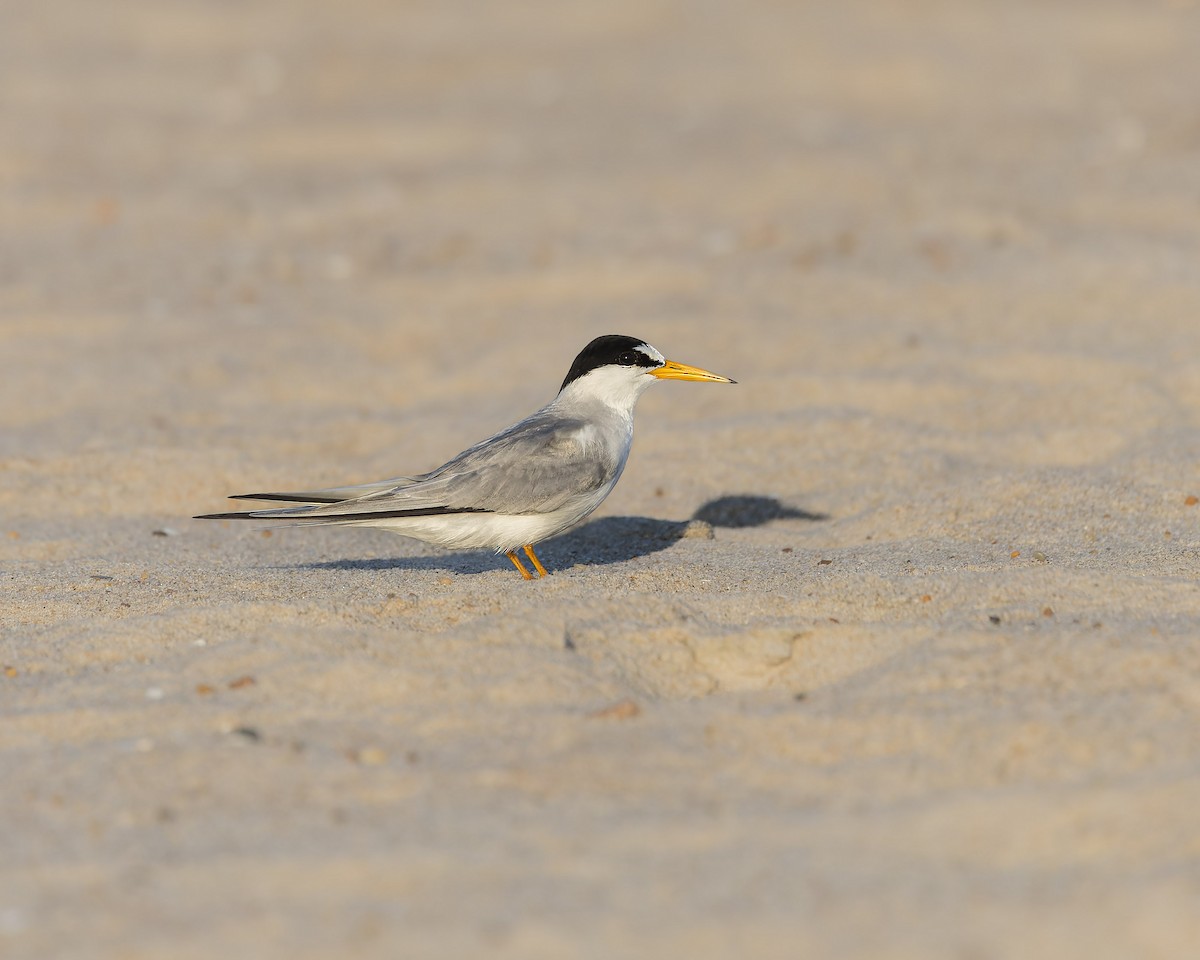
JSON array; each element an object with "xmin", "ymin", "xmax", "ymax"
[{"xmin": 359, "ymin": 487, "xmax": 613, "ymax": 552}]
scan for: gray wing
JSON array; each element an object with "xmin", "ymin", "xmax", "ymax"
[
  {"xmin": 417, "ymin": 414, "xmax": 617, "ymax": 514},
  {"xmin": 202, "ymin": 413, "xmax": 618, "ymax": 523}
]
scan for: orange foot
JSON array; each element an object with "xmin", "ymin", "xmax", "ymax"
[
  {"xmin": 523, "ymin": 544, "xmax": 549, "ymax": 577},
  {"xmin": 505, "ymin": 550, "xmax": 534, "ymax": 580}
]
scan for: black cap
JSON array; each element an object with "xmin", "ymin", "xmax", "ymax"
[{"xmin": 560, "ymin": 335, "xmax": 660, "ymax": 391}]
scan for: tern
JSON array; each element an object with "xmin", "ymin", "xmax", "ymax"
[{"xmin": 195, "ymin": 335, "xmax": 736, "ymax": 579}]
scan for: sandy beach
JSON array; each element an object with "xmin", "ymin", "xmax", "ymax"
[{"xmin": 3, "ymin": 1, "xmax": 1200, "ymax": 956}]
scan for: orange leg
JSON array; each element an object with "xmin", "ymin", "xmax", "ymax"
[
  {"xmin": 505, "ymin": 550, "xmax": 534, "ymax": 580},
  {"xmin": 523, "ymin": 544, "xmax": 549, "ymax": 578}
]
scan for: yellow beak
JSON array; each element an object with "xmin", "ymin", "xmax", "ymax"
[{"xmin": 650, "ymin": 359, "xmax": 737, "ymax": 384}]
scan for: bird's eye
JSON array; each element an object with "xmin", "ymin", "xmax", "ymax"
[{"xmin": 617, "ymin": 351, "xmax": 639, "ymax": 366}]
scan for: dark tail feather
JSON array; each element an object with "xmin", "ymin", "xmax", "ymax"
[
  {"xmin": 228, "ymin": 492, "xmax": 344, "ymax": 503},
  {"xmin": 195, "ymin": 504, "xmax": 490, "ymax": 523},
  {"xmin": 194, "ymin": 503, "xmax": 323, "ymax": 521}
]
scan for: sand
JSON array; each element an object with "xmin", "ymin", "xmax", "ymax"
[{"xmin": 3, "ymin": 0, "xmax": 1200, "ymax": 957}]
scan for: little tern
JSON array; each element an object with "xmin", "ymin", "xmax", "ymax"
[{"xmin": 195, "ymin": 335, "xmax": 736, "ymax": 579}]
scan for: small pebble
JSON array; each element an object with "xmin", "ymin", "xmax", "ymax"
[
  {"xmin": 1042, "ymin": 607, "xmax": 1054, "ymax": 617},
  {"xmin": 988, "ymin": 615, "xmax": 1002, "ymax": 625},
  {"xmin": 195, "ymin": 683, "xmax": 216, "ymax": 696},
  {"xmin": 354, "ymin": 746, "xmax": 388, "ymax": 766},
  {"xmin": 1032, "ymin": 551, "xmax": 1047, "ymax": 562},
  {"xmin": 589, "ymin": 699, "xmax": 641, "ymax": 720},
  {"xmin": 3, "ymin": 666, "xmax": 17, "ymax": 678},
  {"xmin": 681, "ymin": 519, "xmax": 714, "ymax": 540},
  {"xmin": 228, "ymin": 675, "xmax": 256, "ymax": 690},
  {"xmin": 1185, "ymin": 495, "xmax": 1198, "ymax": 506},
  {"xmin": 151, "ymin": 528, "xmax": 179, "ymax": 537},
  {"xmin": 145, "ymin": 687, "xmax": 165, "ymax": 701},
  {"xmin": 231, "ymin": 726, "xmax": 261, "ymax": 742}
]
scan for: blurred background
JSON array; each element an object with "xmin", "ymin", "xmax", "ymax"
[{"xmin": 5, "ymin": 0, "xmax": 1198, "ymax": 501}]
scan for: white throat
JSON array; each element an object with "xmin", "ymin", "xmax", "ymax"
[{"xmin": 553, "ymin": 364, "xmax": 658, "ymax": 418}]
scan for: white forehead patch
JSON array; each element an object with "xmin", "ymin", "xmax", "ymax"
[{"xmin": 637, "ymin": 343, "xmax": 665, "ymax": 365}]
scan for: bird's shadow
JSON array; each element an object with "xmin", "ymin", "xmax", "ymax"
[{"xmin": 295, "ymin": 495, "xmax": 827, "ymax": 576}]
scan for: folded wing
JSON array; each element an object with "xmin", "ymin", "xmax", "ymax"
[{"xmin": 195, "ymin": 412, "xmax": 618, "ymax": 524}]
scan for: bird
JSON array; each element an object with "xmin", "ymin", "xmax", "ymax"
[{"xmin": 195, "ymin": 335, "xmax": 736, "ymax": 579}]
